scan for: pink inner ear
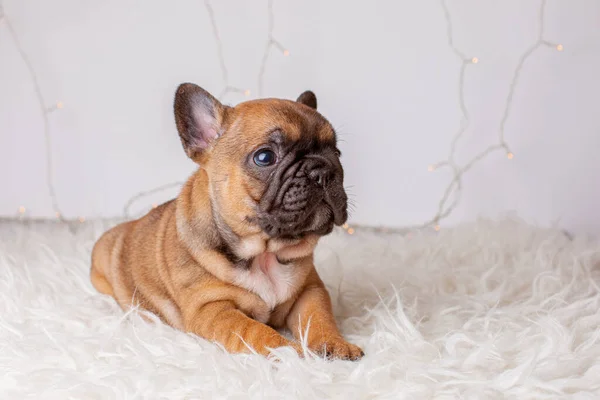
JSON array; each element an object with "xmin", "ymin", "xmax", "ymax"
[{"xmin": 191, "ymin": 108, "xmax": 219, "ymax": 149}]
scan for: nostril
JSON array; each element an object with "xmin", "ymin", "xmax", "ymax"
[{"xmin": 310, "ymin": 170, "xmax": 328, "ymax": 186}]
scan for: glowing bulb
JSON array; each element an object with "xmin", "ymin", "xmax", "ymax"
[
  {"xmin": 56, "ymin": 101, "xmax": 64, "ymax": 109},
  {"xmin": 507, "ymin": 152, "xmax": 514, "ymax": 159},
  {"xmin": 428, "ymin": 165, "xmax": 435, "ymax": 172},
  {"xmin": 347, "ymin": 228, "xmax": 355, "ymax": 235},
  {"xmin": 244, "ymin": 89, "xmax": 251, "ymax": 97},
  {"xmin": 283, "ymin": 49, "xmax": 290, "ymax": 56},
  {"xmin": 18, "ymin": 206, "xmax": 26, "ymax": 214},
  {"xmin": 556, "ymin": 44, "xmax": 563, "ymax": 51},
  {"xmin": 471, "ymin": 57, "xmax": 479, "ymax": 64},
  {"xmin": 342, "ymin": 223, "xmax": 349, "ymax": 229},
  {"xmin": 78, "ymin": 216, "xmax": 85, "ymax": 223},
  {"xmin": 434, "ymin": 224, "xmax": 441, "ymax": 232}
]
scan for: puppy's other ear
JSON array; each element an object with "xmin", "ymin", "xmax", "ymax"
[
  {"xmin": 174, "ymin": 83, "xmax": 228, "ymax": 160},
  {"xmin": 296, "ymin": 90, "xmax": 317, "ymax": 110}
]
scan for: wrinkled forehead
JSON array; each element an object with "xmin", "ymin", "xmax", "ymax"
[{"xmin": 226, "ymin": 99, "xmax": 336, "ymax": 146}]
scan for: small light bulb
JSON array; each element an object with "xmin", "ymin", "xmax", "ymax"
[
  {"xmin": 342, "ymin": 223, "xmax": 349, "ymax": 229},
  {"xmin": 556, "ymin": 44, "xmax": 563, "ymax": 51},
  {"xmin": 428, "ymin": 165, "xmax": 435, "ymax": 172},
  {"xmin": 434, "ymin": 224, "xmax": 441, "ymax": 232},
  {"xmin": 347, "ymin": 228, "xmax": 355, "ymax": 235},
  {"xmin": 78, "ymin": 216, "xmax": 85, "ymax": 223},
  {"xmin": 471, "ymin": 57, "xmax": 479, "ymax": 64},
  {"xmin": 283, "ymin": 49, "xmax": 290, "ymax": 56},
  {"xmin": 244, "ymin": 89, "xmax": 251, "ymax": 97},
  {"xmin": 18, "ymin": 206, "xmax": 26, "ymax": 214},
  {"xmin": 507, "ymin": 152, "xmax": 514, "ymax": 159},
  {"xmin": 56, "ymin": 101, "xmax": 64, "ymax": 109}
]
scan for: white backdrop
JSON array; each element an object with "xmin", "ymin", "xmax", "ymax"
[{"xmin": 1, "ymin": 0, "xmax": 599, "ymax": 233}]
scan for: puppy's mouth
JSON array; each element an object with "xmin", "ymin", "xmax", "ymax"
[
  {"xmin": 259, "ymin": 202, "xmax": 341, "ymax": 239},
  {"xmin": 257, "ymin": 154, "xmax": 347, "ymax": 238}
]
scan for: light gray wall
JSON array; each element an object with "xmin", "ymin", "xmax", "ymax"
[{"xmin": 1, "ymin": 0, "xmax": 599, "ymax": 233}]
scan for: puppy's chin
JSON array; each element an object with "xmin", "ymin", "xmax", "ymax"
[
  {"xmin": 304, "ymin": 205, "xmax": 336, "ymax": 236},
  {"xmin": 258, "ymin": 203, "xmax": 339, "ymax": 239}
]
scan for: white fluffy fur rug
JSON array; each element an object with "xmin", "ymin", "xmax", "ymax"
[{"xmin": 1, "ymin": 218, "xmax": 599, "ymax": 399}]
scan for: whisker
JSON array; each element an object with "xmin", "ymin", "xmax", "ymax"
[{"xmin": 347, "ymin": 202, "xmax": 357, "ymax": 212}]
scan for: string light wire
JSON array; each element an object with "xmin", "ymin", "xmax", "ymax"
[
  {"xmin": 123, "ymin": 182, "xmax": 183, "ymax": 218},
  {"xmin": 411, "ymin": 0, "xmax": 561, "ymax": 233},
  {"xmin": 257, "ymin": 0, "xmax": 289, "ymax": 96},
  {"xmin": 1, "ymin": 3, "xmax": 65, "ymax": 221},
  {"xmin": 204, "ymin": 0, "xmax": 251, "ymax": 100}
]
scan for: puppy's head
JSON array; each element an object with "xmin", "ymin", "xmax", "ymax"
[{"xmin": 174, "ymin": 83, "xmax": 347, "ymax": 240}]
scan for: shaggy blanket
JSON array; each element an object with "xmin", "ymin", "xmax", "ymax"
[{"xmin": 0, "ymin": 218, "xmax": 599, "ymax": 399}]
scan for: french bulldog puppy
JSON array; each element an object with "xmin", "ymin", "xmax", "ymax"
[{"xmin": 91, "ymin": 83, "xmax": 363, "ymax": 360}]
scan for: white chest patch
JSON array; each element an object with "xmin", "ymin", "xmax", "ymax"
[{"xmin": 233, "ymin": 252, "xmax": 302, "ymax": 310}]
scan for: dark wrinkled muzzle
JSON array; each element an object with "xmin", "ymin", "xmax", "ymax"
[{"xmin": 258, "ymin": 152, "xmax": 347, "ymax": 238}]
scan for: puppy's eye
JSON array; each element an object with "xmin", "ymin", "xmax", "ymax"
[{"xmin": 253, "ymin": 149, "xmax": 277, "ymax": 167}]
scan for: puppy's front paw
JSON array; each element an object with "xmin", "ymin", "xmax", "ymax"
[{"xmin": 312, "ymin": 337, "xmax": 364, "ymax": 361}]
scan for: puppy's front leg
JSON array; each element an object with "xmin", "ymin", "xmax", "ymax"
[
  {"xmin": 185, "ymin": 301, "xmax": 300, "ymax": 357},
  {"xmin": 286, "ymin": 270, "xmax": 364, "ymax": 360}
]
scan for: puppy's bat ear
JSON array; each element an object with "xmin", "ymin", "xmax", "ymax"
[
  {"xmin": 174, "ymin": 83, "xmax": 228, "ymax": 161},
  {"xmin": 296, "ymin": 90, "xmax": 317, "ymax": 110}
]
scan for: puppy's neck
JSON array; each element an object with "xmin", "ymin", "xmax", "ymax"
[{"xmin": 175, "ymin": 168, "xmax": 319, "ymax": 265}]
